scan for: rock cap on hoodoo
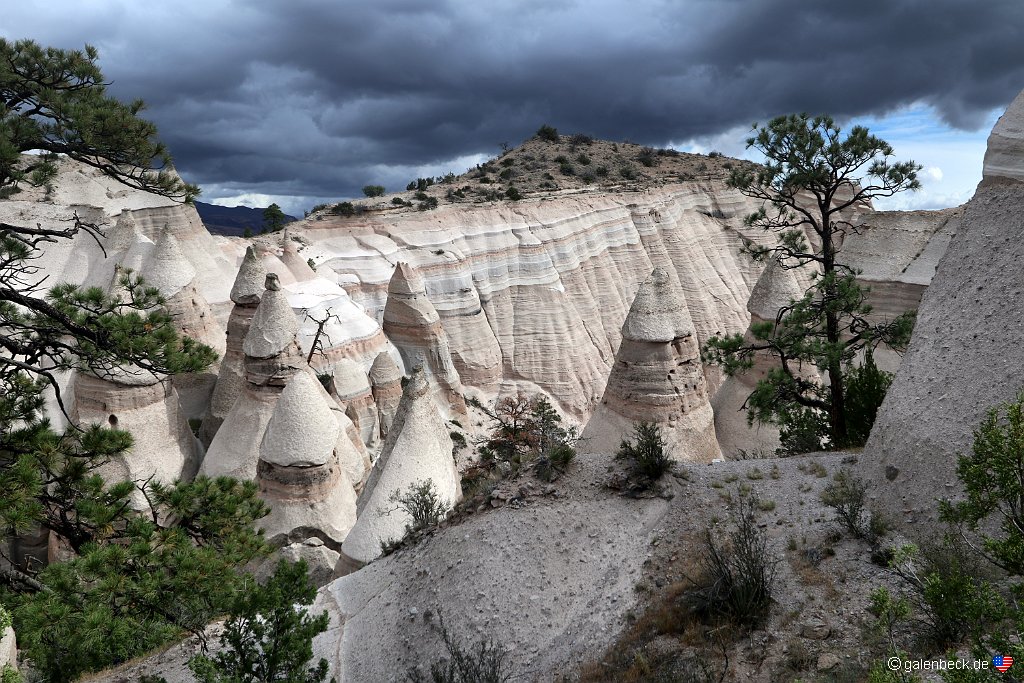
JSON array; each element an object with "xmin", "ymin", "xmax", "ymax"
[
  {"xmin": 620, "ymin": 268, "xmax": 694, "ymax": 343},
  {"xmin": 243, "ymin": 273, "xmax": 299, "ymax": 359},
  {"xmin": 144, "ymin": 226, "xmax": 196, "ymax": 296},
  {"xmin": 370, "ymin": 352, "xmax": 403, "ymax": 386},
  {"xmin": 747, "ymin": 255, "xmax": 803, "ymax": 322},
  {"xmin": 331, "ymin": 358, "xmax": 371, "ymax": 400},
  {"xmin": 230, "ymin": 246, "xmax": 267, "ymax": 305},
  {"xmin": 387, "ymin": 262, "xmax": 426, "ymax": 296},
  {"xmin": 260, "ymin": 371, "xmax": 340, "ymax": 467}
]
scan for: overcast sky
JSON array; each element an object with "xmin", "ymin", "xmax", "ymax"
[{"xmin": 5, "ymin": 1, "xmax": 1023, "ymax": 216}]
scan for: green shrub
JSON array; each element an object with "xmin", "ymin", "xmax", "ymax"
[
  {"xmin": 595, "ymin": 165, "xmax": 609, "ymax": 177},
  {"xmin": 821, "ymin": 468, "xmax": 869, "ymax": 538},
  {"xmin": 387, "ymin": 479, "xmax": 449, "ymax": 537},
  {"xmin": 362, "ymin": 184, "xmax": 386, "ymax": 197},
  {"xmin": 568, "ymin": 133, "xmax": 593, "ymax": 146},
  {"xmin": 535, "ymin": 124, "xmax": 559, "ymax": 142},
  {"xmin": 686, "ymin": 496, "xmax": 777, "ymax": 628},
  {"xmin": 617, "ymin": 422, "xmax": 672, "ymax": 482},
  {"xmin": 1, "ymin": 666, "xmax": 21, "ymax": 683},
  {"xmin": 576, "ymin": 153, "xmax": 591, "ymax": 165},
  {"xmin": 941, "ymin": 388, "xmax": 1024, "ymax": 575},
  {"xmin": 392, "ymin": 196, "xmax": 408, "ymax": 206},
  {"xmin": 331, "ymin": 201, "xmax": 356, "ymax": 217},
  {"xmin": 418, "ymin": 196, "xmax": 439, "ymax": 211},
  {"xmin": 559, "ymin": 163, "xmax": 575, "ymax": 176},
  {"xmin": 842, "ymin": 350, "xmax": 893, "ymax": 447},
  {"xmin": 505, "ymin": 186, "xmax": 522, "ymax": 201},
  {"xmin": 888, "ymin": 539, "xmax": 1005, "ymax": 651},
  {"xmin": 619, "ymin": 165, "xmax": 637, "ymax": 180}
]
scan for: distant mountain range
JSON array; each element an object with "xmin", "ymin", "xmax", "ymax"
[{"xmin": 195, "ymin": 201, "xmax": 298, "ymax": 236}]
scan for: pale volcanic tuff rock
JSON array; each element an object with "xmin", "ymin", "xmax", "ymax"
[
  {"xmin": 257, "ymin": 371, "xmax": 358, "ymax": 547},
  {"xmin": 382, "ymin": 262, "xmax": 467, "ymax": 414},
  {"xmin": 299, "ymin": 184, "xmax": 771, "ymax": 418},
  {"xmin": 339, "ymin": 368, "xmax": 461, "ymax": 570},
  {"xmin": 200, "ymin": 247, "xmax": 267, "ymax": 446},
  {"xmin": 858, "ymin": 90, "xmax": 1024, "ymax": 526},
  {"xmin": 982, "ymin": 89, "xmax": 1024, "ymax": 184},
  {"xmin": 71, "ymin": 371, "xmax": 199, "ymax": 507},
  {"xmin": 369, "ymin": 351, "xmax": 403, "ymax": 438},
  {"xmin": 145, "ymin": 226, "xmax": 225, "ymax": 418},
  {"xmin": 328, "ymin": 358, "xmax": 379, "ymax": 448},
  {"xmin": 583, "ymin": 268, "xmax": 720, "ymax": 462},
  {"xmin": 201, "ymin": 273, "xmax": 305, "ymax": 481},
  {"xmin": 279, "ymin": 227, "xmax": 319, "ymax": 282}
]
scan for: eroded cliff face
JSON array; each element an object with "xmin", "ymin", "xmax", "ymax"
[{"xmin": 299, "ymin": 182, "xmax": 774, "ymax": 419}]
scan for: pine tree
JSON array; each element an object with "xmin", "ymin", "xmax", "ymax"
[
  {"xmin": 0, "ymin": 39, "xmax": 268, "ymax": 681},
  {"xmin": 189, "ymin": 560, "xmax": 333, "ymax": 683},
  {"xmin": 704, "ymin": 114, "xmax": 919, "ymax": 450},
  {"xmin": 263, "ymin": 202, "xmax": 287, "ymax": 232}
]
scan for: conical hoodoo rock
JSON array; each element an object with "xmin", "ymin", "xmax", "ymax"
[
  {"xmin": 200, "ymin": 273, "xmax": 304, "ymax": 480},
  {"xmin": 712, "ymin": 255, "xmax": 809, "ymax": 456},
  {"xmin": 382, "ymin": 262, "xmax": 466, "ymax": 415},
  {"xmin": 199, "ymin": 246, "xmax": 267, "ymax": 446},
  {"xmin": 582, "ymin": 267, "xmax": 721, "ymax": 462},
  {"xmin": 256, "ymin": 371, "xmax": 358, "ymax": 548},
  {"xmin": 338, "ymin": 367, "xmax": 461, "ymax": 573}
]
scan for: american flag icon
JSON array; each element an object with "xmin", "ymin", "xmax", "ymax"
[{"xmin": 994, "ymin": 654, "xmax": 1014, "ymax": 673}]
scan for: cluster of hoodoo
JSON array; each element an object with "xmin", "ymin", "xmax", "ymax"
[
  {"xmin": 712, "ymin": 255, "xmax": 807, "ymax": 456},
  {"xmin": 583, "ymin": 267, "xmax": 721, "ymax": 462},
  {"xmin": 199, "ymin": 246, "xmax": 266, "ymax": 446},
  {"xmin": 339, "ymin": 367, "xmax": 462, "ymax": 573},
  {"xmin": 202, "ymin": 272, "xmax": 306, "ymax": 480},
  {"xmin": 70, "ymin": 224, "xmax": 225, "ymax": 504}
]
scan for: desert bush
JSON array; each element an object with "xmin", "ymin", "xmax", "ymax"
[
  {"xmin": 579, "ymin": 171, "xmax": 596, "ymax": 184},
  {"xmin": 450, "ymin": 431, "xmax": 467, "ymax": 454},
  {"xmin": 418, "ymin": 196, "xmax": 439, "ymax": 211},
  {"xmin": 637, "ymin": 147, "xmax": 659, "ymax": 167},
  {"xmin": 392, "ymin": 196, "xmax": 408, "ymax": 206},
  {"xmin": 535, "ymin": 124, "xmax": 559, "ymax": 143},
  {"xmin": 505, "ymin": 186, "xmax": 522, "ymax": 201},
  {"xmin": 595, "ymin": 165, "xmax": 609, "ymax": 177},
  {"xmin": 407, "ymin": 618, "xmax": 511, "ymax": 683},
  {"xmin": 686, "ymin": 496, "xmax": 777, "ymax": 627},
  {"xmin": 887, "ymin": 538, "xmax": 1005, "ymax": 651},
  {"xmin": 535, "ymin": 443, "xmax": 576, "ymax": 483},
  {"xmin": 576, "ymin": 153, "xmax": 591, "ymax": 165},
  {"xmin": 568, "ymin": 132, "xmax": 593, "ymax": 146},
  {"xmin": 362, "ymin": 184, "xmax": 386, "ymax": 197},
  {"xmin": 559, "ymin": 162, "xmax": 575, "ymax": 176},
  {"xmin": 821, "ymin": 468, "xmax": 869, "ymax": 538},
  {"xmin": 619, "ymin": 165, "xmax": 637, "ymax": 180},
  {"xmin": 331, "ymin": 201, "xmax": 356, "ymax": 217},
  {"xmin": 617, "ymin": 422, "xmax": 672, "ymax": 482},
  {"xmin": 707, "ymin": 150, "xmax": 723, "ymax": 158},
  {"xmin": 387, "ymin": 479, "xmax": 449, "ymax": 537}
]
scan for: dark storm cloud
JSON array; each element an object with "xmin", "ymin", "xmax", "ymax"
[{"xmin": 5, "ymin": 0, "xmax": 1023, "ymax": 209}]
